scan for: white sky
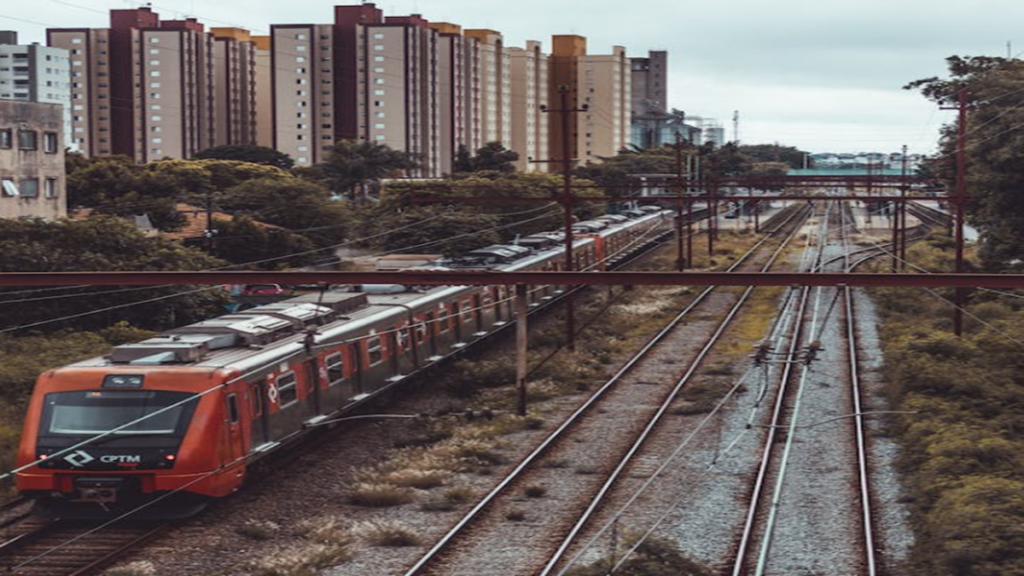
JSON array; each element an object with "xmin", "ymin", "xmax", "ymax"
[{"xmin": 4, "ymin": 0, "xmax": 1023, "ymax": 154}]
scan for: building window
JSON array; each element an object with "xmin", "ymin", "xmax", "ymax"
[
  {"xmin": 19, "ymin": 178, "xmax": 39, "ymax": 198},
  {"xmin": 374, "ymin": 56, "xmax": 384, "ymax": 62},
  {"xmin": 149, "ymin": 71, "xmax": 160, "ymax": 77},
  {"xmin": 151, "ymin": 115, "xmax": 162, "ymax": 121},
  {"xmin": 1, "ymin": 178, "xmax": 18, "ymax": 196},
  {"xmin": 43, "ymin": 132, "xmax": 58, "ymax": 153},
  {"xmin": 0, "ymin": 129, "xmax": 11, "ymax": 148},
  {"xmin": 71, "ymin": 38, "xmax": 82, "ymax": 44},
  {"xmin": 374, "ymin": 123, "xmax": 385, "ymax": 129},
  {"xmin": 44, "ymin": 178, "xmax": 58, "ymax": 198},
  {"xmin": 373, "ymin": 33, "xmax": 385, "ymax": 39},
  {"xmin": 17, "ymin": 130, "xmax": 37, "ymax": 150},
  {"xmin": 374, "ymin": 78, "xmax": 384, "ymax": 84},
  {"xmin": 373, "ymin": 45, "xmax": 384, "ymax": 51},
  {"xmin": 149, "ymin": 38, "xmax": 159, "ymax": 43},
  {"xmin": 373, "ymin": 89, "xmax": 384, "ymax": 96}
]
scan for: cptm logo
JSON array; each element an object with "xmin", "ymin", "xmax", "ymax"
[{"xmin": 64, "ymin": 450, "xmax": 96, "ymax": 468}]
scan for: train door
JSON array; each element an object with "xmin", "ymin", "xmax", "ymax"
[
  {"xmin": 323, "ymin": 347, "xmax": 356, "ymax": 409},
  {"xmin": 471, "ymin": 293, "xmax": 485, "ymax": 336},
  {"xmin": 385, "ymin": 330, "xmax": 400, "ymax": 378},
  {"xmin": 421, "ymin": 312, "xmax": 437, "ymax": 359},
  {"xmin": 303, "ymin": 358, "xmax": 323, "ymax": 416},
  {"xmin": 249, "ymin": 380, "xmax": 270, "ymax": 449},
  {"xmin": 225, "ymin": 391, "xmax": 244, "ymax": 464},
  {"xmin": 451, "ymin": 302, "xmax": 463, "ymax": 344},
  {"xmin": 352, "ymin": 339, "xmax": 365, "ymax": 394}
]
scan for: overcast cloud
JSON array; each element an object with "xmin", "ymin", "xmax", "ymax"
[{"xmin": 4, "ymin": 0, "xmax": 1023, "ymax": 154}]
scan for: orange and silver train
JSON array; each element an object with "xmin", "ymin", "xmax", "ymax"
[{"xmin": 16, "ymin": 208, "xmax": 676, "ymax": 518}]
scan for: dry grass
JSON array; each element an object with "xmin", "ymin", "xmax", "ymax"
[
  {"xmin": 347, "ymin": 483, "xmax": 416, "ymax": 507},
  {"xmin": 352, "ymin": 519, "xmax": 422, "ymax": 547},
  {"xmin": 294, "ymin": 517, "xmax": 354, "ymax": 547},
  {"xmin": 104, "ymin": 561, "xmax": 157, "ymax": 576},
  {"xmin": 248, "ymin": 543, "xmax": 353, "ymax": 576}
]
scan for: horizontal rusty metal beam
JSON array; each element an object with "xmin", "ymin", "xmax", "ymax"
[{"xmin": 0, "ymin": 271, "xmax": 1021, "ymax": 288}]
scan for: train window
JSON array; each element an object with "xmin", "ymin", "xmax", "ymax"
[
  {"xmin": 367, "ymin": 336, "xmax": 383, "ymax": 365},
  {"xmin": 40, "ymin": 390, "xmax": 198, "ymax": 437},
  {"xmin": 277, "ymin": 372, "xmax": 298, "ymax": 407},
  {"xmin": 325, "ymin": 353, "xmax": 344, "ymax": 385},
  {"xmin": 415, "ymin": 320, "xmax": 429, "ymax": 343},
  {"xmin": 396, "ymin": 326, "xmax": 412, "ymax": 349},
  {"xmin": 461, "ymin": 300, "xmax": 474, "ymax": 323},
  {"xmin": 437, "ymin": 309, "xmax": 449, "ymax": 332},
  {"xmin": 227, "ymin": 394, "xmax": 239, "ymax": 423}
]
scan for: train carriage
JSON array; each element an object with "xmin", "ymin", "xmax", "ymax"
[{"xmin": 15, "ymin": 208, "xmax": 674, "ymax": 518}]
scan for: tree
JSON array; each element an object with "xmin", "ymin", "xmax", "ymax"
[
  {"xmin": 905, "ymin": 55, "xmax": 1024, "ymax": 270},
  {"xmin": 300, "ymin": 140, "xmax": 418, "ymax": 198},
  {"xmin": 209, "ymin": 216, "xmax": 318, "ymax": 270},
  {"xmin": 373, "ymin": 171, "xmax": 606, "ymax": 252},
  {"xmin": 219, "ymin": 177, "xmax": 351, "ymax": 246},
  {"xmin": 739, "ymin": 143, "xmax": 811, "ymax": 170},
  {"xmin": 192, "ymin": 144, "xmax": 295, "ymax": 169},
  {"xmin": 65, "ymin": 155, "xmax": 185, "ymax": 231},
  {"xmin": 453, "ymin": 141, "xmax": 519, "ymax": 173},
  {"xmin": 0, "ymin": 217, "xmax": 226, "ymax": 332}
]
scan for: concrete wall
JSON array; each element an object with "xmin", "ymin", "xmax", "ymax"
[{"xmin": 0, "ymin": 100, "xmax": 66, "ymax": 220}]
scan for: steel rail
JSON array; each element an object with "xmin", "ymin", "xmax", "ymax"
[
  {"xmin": 541, "ymin": 204, "xmax": 812, "ymax": 576},
  {"xmin": 731, "ymin": 202, "xmax": 831, "ymax": 576},
  {"xmin": 841, "ymin": 205, "xmax": 879, "ymax": 576},
  {"xmin": 400, "ymin": 206, "xmax": 811, "ymax": 576}
]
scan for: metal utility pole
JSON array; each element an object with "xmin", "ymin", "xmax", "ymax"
[
  {"xmin": 899, "ymin": 145, "xmax": 909, "ymax": 270},
  {"xmin": 733, "ymin": 110, "xmax": 740, "ymax": 144},
  {"xmin": 674, "ymin": 131, "xmax": 687, "ymax": 270},
  {"xmin": 952, "ymin": 88, "xmax": 969, "ymax": 336},
  {"xmin": 541, "ymin": 85, "xmax": 588, "ymax": 352},
  {"xmin": 515, "ymin": 284, "xmax": 529, "ymax": 416}
]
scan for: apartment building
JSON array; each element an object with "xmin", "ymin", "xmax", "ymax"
[
  {"xmin": 270, "ymin": 23, "xmax": 337, "ymax": 166},
  {"xmin": 431, "ymin": 22, "xmax": 477, "ymax": 173},
  {"xmin": 364, "ymin": 15, "xmax": 440, "ymax": 176},
  {"xmin": 272, "ymin": 5, "xmax": 448, "ymax": 175},
  {"xmin": 211, "ymin": 28, "xmax": 258, "ymax": 148},
  {"xmin": 509, "ymin": 40, "xmax": 549, "ymax": 171},
  {"xmin": 48, "ymin": 8, "xmax": 256, "ymax": 161},
  {"xmin": 252, "ymin": 35, "xmax": 273, "ymax": 148},
  {"xmin": 465, "ymin": 29, "xmax": 511, "ymax": 149},
  {"xmin": 0, "ymin": 31, "xmax": 73, "ymax": 149},
  {"xmin": 0, "ymin": 100, "xmax": 66, "ymax": 219},
  {"xmin": 578, "ymin": 46, "xmax": 630, "ymax": 161},
  {"xmin": 550, "ymin": 36, "xmax": 630, "ymax": 164}
]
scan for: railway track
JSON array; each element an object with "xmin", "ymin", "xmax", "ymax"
[
  {"xmin": 0, "ymin": 210, "xmax": 710, "ymax": 576},
  {"xmin": 0, "ymin": 518, "xmax": 168, "ymax": 576},
  {"xmin": 730, "ymin": 200, "xmax": 883, "ymax": 576},
  {"xmin": 400, "ymin": 204, "xmax": 812, "ymax": 576}
]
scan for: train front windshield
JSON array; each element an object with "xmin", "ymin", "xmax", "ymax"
[{"xmin": 40, "ymin": 390, "xmax": 198, "ymax": 438}]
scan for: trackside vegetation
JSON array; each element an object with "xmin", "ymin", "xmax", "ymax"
[{"xmin": 871, "ymin": 237, "xmax": 1024, "ymax": 576}]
